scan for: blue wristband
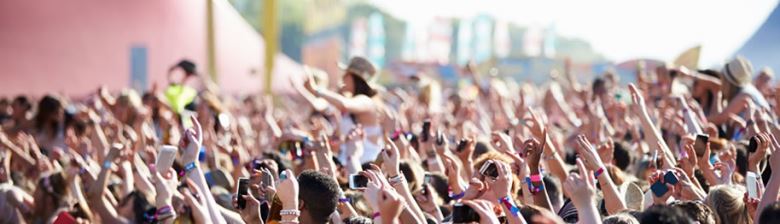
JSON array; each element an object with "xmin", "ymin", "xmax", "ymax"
[
  {"xmin": 184, "ymin": 162, "xmax": 197, "ymax": 173},
  {"xmin": 103, "ymin": 161, "xmax": 112, "ymax": 169},
  {"xmin": 449, "ymin": 191, "xmax": 466, "ymax": 200}
]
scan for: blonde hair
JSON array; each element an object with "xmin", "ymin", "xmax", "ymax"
[
  {"xmin": 705, "ymin": 185, "xmax": 752, "ymax": 224},
  {"xmin": 418, "ymin": 79, "xmax": 442, "ymax": 114}
]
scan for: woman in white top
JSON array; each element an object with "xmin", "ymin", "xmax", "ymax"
[
  {"xmin": 303, "ymin": 57, "xmax": 384, "ymax": 163},
  {"xmin": 708, "ymin": 56, "xmax": 772, "ymax": 126}
]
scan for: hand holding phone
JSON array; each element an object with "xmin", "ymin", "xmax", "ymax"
[
  {"xmin": 421, "ymin": 120, "xmax": 431, "ymax": 142},
  {"xmin": 694, "ymin": 134, "xmax": 709, "ymax": 157},
  {"xmin": 479, "ymin": 160, "xmax": 499, "ymax": 179}
]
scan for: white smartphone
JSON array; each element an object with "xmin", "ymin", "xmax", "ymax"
[
  {"xmin": 349, "ymin": 174, "xmax": 368, "ymax": 190},
  {"xmin": 747, "ymin": 171, "xmax": 759, "ymax": 199},
  {"xmin": 156, "ymin": 145, "xmax": 178, "ymax": 174}
]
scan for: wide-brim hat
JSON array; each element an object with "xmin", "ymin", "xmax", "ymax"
[
  {"xmin": 338, "ymin": 56, "xmax": 378, "ymax": 84},
  {"xmin": 722, "ymin": 56, "xmax": 753, "ymax": 87}
]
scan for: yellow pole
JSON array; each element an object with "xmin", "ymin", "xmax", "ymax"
[
  {"xmin": 261, "ymin": 0, "xmax": 278, "ymax": 95},
  {"xmin": 206, "ymin": 0, "xmax": 218, "ymax": 82}
]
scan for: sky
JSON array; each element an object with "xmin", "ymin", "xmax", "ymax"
[{"xmin": 370, "ymin": 0, "xmax": 778, "ymax": 68}]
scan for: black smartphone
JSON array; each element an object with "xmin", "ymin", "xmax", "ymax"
[
  {"xmin": 664, "ymin": 171, "xmax": 679, "ymax": 185},
  {"xmin": 452, "ymin": 203, "xmax": 480, "ymax": 223},
  {"xmin": 349, "ymin": 174, "xmax": 369, "ymax": 189},
  {"xmin": 694, "ymin": 134, "xmax": 709, "ymax": 157},
  {"xmin": 421, "ymin": 120, "xmax": 431, "ymax": 142},
  {"xmin": 456, "ymin": 139, "xmax": 468, "ymax": 152},
  {"xmin": 650, "ymin": 180, "xmax": 669, "ymax": 197},
  {"xmin": 252, "ymin": 160, "xmax": 267, "ymax": 171},
  {"xmin": 236, "ymin": 178, "xmax": 250, "ymax": 209},
  {"xmin": 479, "ymin": 160, "xmax": 499, "ymax": 179},
  {"xmin": 748, "ymin": 136, "xmax": 759, "ymax": 153}
]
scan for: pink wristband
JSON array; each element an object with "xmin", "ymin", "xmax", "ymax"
[
  {"xmin": 372, "ymin": 212, "xmax": 381, "ymax": 219},
  {"xmin": 529, "ymin": 174, "xmax": 543, "ymax": 182},
  {"xmin": 594, "ymin": 167, "xmax": 605, "ymax": 178}
]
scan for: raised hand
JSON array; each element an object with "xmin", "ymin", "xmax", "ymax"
[
  {"xmin": 382, "ymin": 136, "xmax": 401, "ymax": 177},
  {"xmin": 277, "ymin": 170, "xmax": 299, "ymax": 210},
  {"xmin": 564, "ymin": 159, "xmax": 597, "ymax": 207},
  {"xmin": 597, "ymin": 137, "xmax": 615, "ymax": 165},
  {"xmin": 378, "ymin": 187, "xmax": 405, "ymax": 223},
  {"xmin": 574, "ymin": 135, "xmax": 604, "ymax": 171},
  {"xmin": 462, "ymin": 200, "xmax": 501, "ymax": 224},
  {"xmin": 180, "ymin": 115, "xmax": 203, "ymax": 163},
  {"xmin": 485, "ymin": 160, "xmax": 512, "ymax": 200},
  {"xmin": 749, "ymin": 133, "xmax": 771, "ymax": 172}
]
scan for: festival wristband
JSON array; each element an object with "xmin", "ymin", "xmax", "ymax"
[
  {"xmin": 339, "ymin": 198, "xmax": 350, "ymax": 203},
  {"xmin": 529, "ymin": 174, "xmax": 543, "ymax": 182},
  {"xmin": 449, "ymin": 191, "xmax": 466, "ymax": 200},
  {"xmin": 594, "ymin": 167, "xmax": 605, "ymax": 178},
  {"xmin": 184, "ymin": 162, "xmax": 197, "ymax": 174},
  {"xmin": 372, "ymin": 212, "xmax": 381, "ymax": 219},
  {"xmin": 498, "ymin": 196, "xmax": 520, "ymax": 216},
  {"xmin": 103, "ymin": 161, "xmax": 112, "ymax": 169}
]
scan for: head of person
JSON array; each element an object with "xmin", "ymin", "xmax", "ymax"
[
  {"xmin": 340, "ymin": 57, "xmax": 377, "ymax": 97},
  {"xmin": 115, "ymin": 191, "xmax": 155, "ymax": 223},
  {"xmin": 670, "ymin": 200, "xmax": 718, "ymax": 224},
  {"xmin": 758, "ymin": 201, "xmax": 780, "ymax": 224},
  {"xmin": 519, "ymin": 204, "xmax": 564, "ymax": 224},
  {"xmin": 613, "ymin": 141, "xmax": 633, "ymax": 171},
  {"xmin": 114, "ymin": 89, "xmax": 143, "ymax": 125},
  {"xmin": 705, "ymin": 185, "xmax": 751, "ymax": 224},
  {"xmin": 603, "ymin": 212, "xmax": 640, "ymax": 224},
  {"xmin": 168, "ymin": 59, "xmax": 197, "ymax": 85},
  {"xmin": 34, "ymin": 95, "xmax": 64, "ymax": 133},
  {"xmin": 298, "ymin": 170, "xmax": 340, "ymax": 224},
  {"xmin": 33, "ymin": 172, "xmax": 69, "ymax": 216},
  {"xmin": 639, "ymin": 205, "xmax": 692, "ymax": 224},
  {"xmin": 721, "ymin": 56, "xmax": 754, "ymax": 100},
  {"xmin": 754, "ymin": 66, "xmax": 774, "ymax": 91},
  {"xmin": 11, "ymin": 95, "xmax": 32, "ymax": 118}
]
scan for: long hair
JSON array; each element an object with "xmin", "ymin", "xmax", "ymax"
[
  {"xmin": 349, "ymin": 73, "xmax": 376, "ymax": 97},
  {"xmin": 34, "ymin": 95, "xmax": 63, "ymax": 136},
  {"xmin": 706, "ymin": 185, "xmax": 751, "ymax": 224}
]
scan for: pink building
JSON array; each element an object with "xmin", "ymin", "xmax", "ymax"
[{"xmin": 0, "ymin": 0, "xmax": 301, "ymax": 97}]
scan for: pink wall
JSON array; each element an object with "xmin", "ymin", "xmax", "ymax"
[{"xmin": 0, "ymin": 0, "xmax": 299, "ymax": 97}]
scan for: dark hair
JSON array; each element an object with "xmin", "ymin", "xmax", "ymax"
[
  {"xmin": 640, "ymin": 205, "xmax": 692, "ymax": 224},
  {"xmin": 613, "ymin": 141, "xmax": 632, "ymax": 171},
  {"xmin": 342, "ymin": 216, "xmax": 372, "ymax": 224},
  {"xmin": 759, "ymin": 201, "xmax": 780, "ymax": 224},
  {"xmin": 12, "ymin": 95, "xmax": 32, "ymax": 111},
  {"xmin": 298, "ymin": 170, "xmax": 340, "ymax": 224},
  {"xmin": 34, "ymin": 95, "xmax": 63, "ymax": 135},
  {"xmin": 349, "ymin": 73, "xmax": 376, "ymax": 97},
  {"xmin": 670, "ymin": 200, "xmax": 718, "ymax": 224},
  {"xmin": 174, "ymin": 59, "xmax": 197, "ymax": 75}
]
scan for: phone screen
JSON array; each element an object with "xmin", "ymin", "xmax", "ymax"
[
  {"xmin": 156, "ymin": 145, "xmax": 177, "ymax": 173},
  {"xmin": 456, "ymin": 139, "xmax": 468, "ymax": 152},
  {"xmin": 664, "ymin": 171, "xmax": 679, "ymax": 185},
  {"xmin": 694, "ymin": 134, "xmax": 709, "ymax": 157},
  {"xmin": 650, "ymin": 181, "xmax": 669, "ymax": 197},
  {"xmin": 747, "ymin": 172, "xmax": 759, "ymax": 199},
  {"xmin": 237, "ymin": 178, "xmax": 250, "ymax": 209},
  {"xmin": 350, "ymin": 174, "xmax": 369, "ymax": 189},
  {"xmin": 452, "ymin": 203, "xmax": 480, "ymax": 223},
  {"xmin": 480, "ymin": 161, "xmax": 499, "ymax": 179},
  {"xmin": 421, "ymin": 120, "xmax": 431, "ymax": 142},
  {"xmin": 748, "ymin": 136, "xmax": 759, "ymax": 153}
]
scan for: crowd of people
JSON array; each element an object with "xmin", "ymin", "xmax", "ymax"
[{"xmin": 1, "ymin": 54, "xmax": 780, "ymax": 224}]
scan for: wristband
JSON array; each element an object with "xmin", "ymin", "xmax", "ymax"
[
  {"xmin": 449, "ymin": 191, "xmax": 466, "ymax": 200},
  {"xmin": 498, "ymin": 196, "xmax": 520, "ymax": 216},
  {"xmin": 103, "ymin": 161, "xmax": 112, "ymax": 169},
  {"xmin": 338, "ymin": 198, "xmax": 350, "ymax": 203},
  {"xmin": 529, "ymin": 174, "xmax": 543, "ymax": 182},
  {"xmin": 184, "ymin": 162, "xmax": 197, "ymax": 173},
  {"xmin": 525, "ymin": 177, "xmax": 545, "ymax": 194},
  {"xmin": 372, "ymin": 212, "xmax": 381, "ymax": 219},
  {"xmin": 280, "ymin": 209, "xmax": 301, "ymax": 217},
  {"xmin": 594, "ymin": 167, "xmax": 605, "ymax": 178},
  {"xmin": 388, "ymin": 174, "xmax": 405, "ymax": 186}
]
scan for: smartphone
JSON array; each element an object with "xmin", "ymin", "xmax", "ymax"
[
  {"xmin": 479, "ymin": 160, "xmax": 499, "ymax": 179},
  {"xmin": 650, "ymin": 180, "xmax": 669, "ymax": 197},
  {"xmin": 236, "ymin": 178, "xmax": 250, "ymax": 209},
  {"xmin": 435, "ymin": 131, "xmax": 445, "ymax": 146},
  {"xmin": 748, "ymin": 136, "xmax": 759, "ymax": 153},
  {"xmin": 156, "ymin": 145, "xmax": 178, "ymax": 174},
  {"xmin": 261, "ymin": 171, "xmax": 273, "ymax": 189},
  {"xmin": 180, "ymin": 110, "xmax": 197, "ymax": 129},
  {"xmin": 694, "ymin": 134, "xmax": 709, "ymax": 157},
  {"xmin": 452, "ymin": 203, "xmax": 480, "ymax": 223},
  {"xmin": 456, "ymin": 139, "xmax": 468, "ymax": 152},
  {"xmin": 349, "ymin": 174, "xmax": 369, "ymax": 189},
  {"xmin": 747, "ymin": 171, "xmax": 759, "ymax": 199},
  {"xmin": 664, "ymin": 171, "xmax": 679, "ymax": 185},
  {"xmin": 253, "ymin": 160, "xmax": 268, "ymax": 171},
  {"xmin": 421, "ymin": 120, "xmax": 431, "ymax": 142},
  {"xmin": 289, "ymin": 142, "xmax": 304, "ymax": 161},
  {"xmin": 53, "ymin": 211, "xmax": 77, "ymax": 224},
  {"xmin": 424, "ymin": 172, "xmax": 433, "ymax": 184}
]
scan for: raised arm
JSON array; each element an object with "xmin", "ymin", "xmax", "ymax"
[{"xmin": 629, "ymin": 84, "xmax": 677, "ymax": 168}]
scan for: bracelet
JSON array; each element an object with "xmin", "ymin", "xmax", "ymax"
[
  {"xmin": 280, "ymin": 209, "xmax": 301, "ymax": 217},
  {"xmin": 155, "ymin": 205, "xmax": 175, "ymax": 220},
  {"xmin": 103, "ymin": 161, "xmax": 112, "ymax": 169},
  {"xmin": 449, "ymin": 190, "xmax": 466, "ymax": 200},
  {"xmin": 372, "ymin": 212, "xmax": 381, "ymax": 219},
  {"xmin": 498, "ymin": 196, "xmax": 520, "ymax": 216},
  {"xmin": 388, "ymin": 174, "xmax": 405, "ymax": 186},
  {"xmin": 338, "ymin": 198, "xmax": 350, "ymax": 203},
  {"xmin": 529, "ymin": 174, "xmax": 543, "ymax": 182},
  {"xmin": 279, "ymin": 221, "xmax": 300, "ymax": 224},
  {"xmin": 594, "ymin": 167, "xmax": 605, "ymax": 178},
  {"xmin": 184, "ymin": 162, "xmax": 197, "ymax": 174},
  {"xmin": 525, "ymin": 177, "xmax": 545, "ymax": 194}
]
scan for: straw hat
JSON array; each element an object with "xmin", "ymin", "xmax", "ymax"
[
  {"xmin": 338, "ymin": 56, "xmax": 378, "ymax": 84},
  {"xmin": 722, "ymin": 56, "xmax": 754, "ymax": 86}
]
